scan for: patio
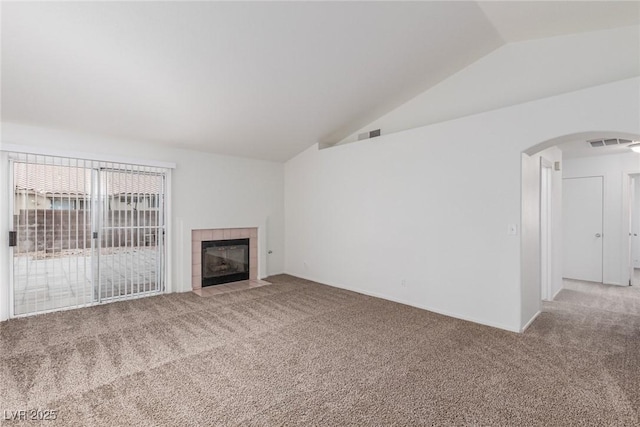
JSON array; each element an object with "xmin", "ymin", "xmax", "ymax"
[{"xmin": 12, "ymin": 247, "xmax": 159, "ymax": 315}]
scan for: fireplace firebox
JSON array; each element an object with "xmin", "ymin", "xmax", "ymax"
[{"xmin": 201, "ymin": 238, "xmax": 250, "ymax": 286}]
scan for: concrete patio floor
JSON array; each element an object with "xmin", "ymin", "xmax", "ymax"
[{"xmin": 12, "ymin": 247, "xmax": 160, "ymax": 315}]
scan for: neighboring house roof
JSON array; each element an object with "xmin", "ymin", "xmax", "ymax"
[{"xmin": 13, "ymin": 163, "xmax": 162, "ymax": 196}]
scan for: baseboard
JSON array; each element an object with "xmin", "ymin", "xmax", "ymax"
[
  {"xmin": 261, "ymin": 270, "xmax": 284, "ymax": 279},
  {"xmin": 520, "ymin": 310, "xmax": 541, "ymax": 333},
  {"xmin": 563, "ymin": 277, "xmax": 623, "ymax": 287},
  {"xmin": 551, "ymin": 286, "xmax": 563, "ymax": 300},
  {"xmin": 283, "ymin": 271, "xmax": 521, "ymax": 333}
]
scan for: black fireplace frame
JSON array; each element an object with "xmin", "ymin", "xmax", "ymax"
[{"xmin": 201, "ymin": 238, "xmax": 250, "ymax": 286}]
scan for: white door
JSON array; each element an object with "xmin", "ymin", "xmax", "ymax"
[{"xmin": 562, "ymin": 176, "xmax": 603, "ymax": 283}]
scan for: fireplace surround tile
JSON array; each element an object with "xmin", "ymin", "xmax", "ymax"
[{"xmin": 192, "ymin": 227, "xmax": 258, "ymax": 290}]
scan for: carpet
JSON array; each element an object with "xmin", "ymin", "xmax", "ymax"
[{"xmin": 1, "ymin": 275, "xmax": 639, "ymax": 426}]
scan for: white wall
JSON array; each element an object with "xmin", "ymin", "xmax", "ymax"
[
  {"xmin": 521, "ymin": 147, "xmax": 563, "ymax": 328},
  {"xmin": 0, "ymin": 123, "xmax": 284, "ymax": 320},
  {"xmin": 285, "ymin": 77, "xmax": 640, "ymax": 332},
  {"xmin": 562, "ymin": 152, "xmax": 640, "ymax": 286},
  {"xmin": 338, "ymin": 26, "xmax": 640, "ymax": 145}
]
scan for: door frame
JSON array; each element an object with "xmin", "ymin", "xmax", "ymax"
[
  {"xmin": 7, "ymin": 158, "xmax": 15, "ymax": 319},
  {"xmin": 622, "ymin": 170, "xmax": 640, "ymax": 286},
  {"xmin": 540, "ymin": 158, "xmax": 553, "ymax": 300}
]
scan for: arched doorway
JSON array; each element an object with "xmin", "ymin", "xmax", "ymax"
[{"xmin": 521, "ymin": 131, "xmax": 640, "ymax": 330}]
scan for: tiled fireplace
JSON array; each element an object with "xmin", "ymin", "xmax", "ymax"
[{"xmin": 192, "ymin": 228, "xmax": 258, "ymax": 290}]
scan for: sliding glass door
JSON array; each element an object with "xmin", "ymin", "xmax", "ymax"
[
  {"xmin": 97, "ymin": 167, "xmax": 165, "ymax": 300},
  {"xmin": 9, "ymin": 153, "xmax": 167, "ymax": 317}
]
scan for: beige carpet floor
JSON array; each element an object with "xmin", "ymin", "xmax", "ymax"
[{"xmin": 1, "ymin": 275, "xmax": 639, "ymax": 426}]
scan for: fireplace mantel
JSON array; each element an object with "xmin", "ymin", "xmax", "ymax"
[{"xmin": 191, "ymin": 228, "xmax": 258, "ymax": 290}]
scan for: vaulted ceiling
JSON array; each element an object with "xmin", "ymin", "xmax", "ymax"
[{"xmin": 2, "ymin": 1, "xmax": 639, "ymax": 161}]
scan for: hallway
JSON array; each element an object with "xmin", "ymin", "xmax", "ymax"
[
  {"xmin": 525, "ymin": 278, "xmax": 640, "ymax": 420},
  {"xmin": 551, "ymin": 278, "xmax": 640, "ymax": 316}
]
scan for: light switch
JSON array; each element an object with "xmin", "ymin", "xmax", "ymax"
[{"xmin": 508, "ymin": 224, "xmax": 518, "ymax": 236}]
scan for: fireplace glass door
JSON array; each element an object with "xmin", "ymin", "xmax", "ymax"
[{"xmin": 201, "ymin": 238, "xmax": 249, "ymax": 286}]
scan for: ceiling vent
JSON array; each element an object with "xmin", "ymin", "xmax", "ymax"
[{"xmin": 588, "ymin": 138, "xmax": 632, "ymax": 148}]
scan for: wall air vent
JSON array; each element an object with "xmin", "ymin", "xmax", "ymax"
[
  {"xmin": 357, "ymin": 129, "xmax": 382, "ymax": 141},
  {"xmin": 588, "ymin": 138, "xmax": 632, "ymax": 148}
]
